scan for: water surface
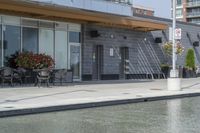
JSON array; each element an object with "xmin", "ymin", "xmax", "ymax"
[{"xmin": 1, "ymin": 97, "xmax": 200, "ymax": 133}]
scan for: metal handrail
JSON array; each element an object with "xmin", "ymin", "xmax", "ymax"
[{"xmin": 187, "ymin": 1, "xmax": 200, "ymax": 7}]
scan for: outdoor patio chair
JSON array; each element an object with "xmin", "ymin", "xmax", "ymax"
[
  {"xmin": 0, "ymin": 67, "xmax": 14, "ymax": 86},
  {"xmin": 17, "ymin": 68, "xmax": 34, "ymax": 84},
  {"xmin": 13, "ymin": 68, "xmax": 23, "ymax": 85},
  {"xmin": 35, "ymin": 68, "xmax": 51, "ymax": 87},
  {"xmin": 52, "ymin": 69, "xmax": 68, "ymax": 85}
]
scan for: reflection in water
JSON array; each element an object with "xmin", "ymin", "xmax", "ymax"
[
  {"xmin": 1, "ymin": 97, "xmax": 200, "ymax": 133},
  {"xmin": 167, "ymin": 99, "xmax": 182, "ymax": 133}
]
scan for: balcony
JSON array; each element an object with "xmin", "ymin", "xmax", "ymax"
[
  {"xmin": 26, "ymin": 0, "xmax": 133, "ymax": 16},
  {"xmin": 188, "ymin": 20, "xmax": 200, "ymax": 24},
  {"xmin": 186, "ymin": 1, "xmax": 200, "ymax": 8},
  {"xmin": 187, "ymin": 12, "xmax": 200, "ymax": 18}
]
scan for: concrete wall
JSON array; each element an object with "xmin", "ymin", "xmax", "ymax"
[{"xmin": 82, "ymin": 20, "xmax": 200, "ymax": 80}]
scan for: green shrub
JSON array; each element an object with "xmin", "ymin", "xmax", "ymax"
[{"xmin": 185, "ymin": 49, "xmax": 195, "ymax": 70}]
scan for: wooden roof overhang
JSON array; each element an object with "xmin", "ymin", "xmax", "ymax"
[{"xmin": 0, "ymin": 0, "xmax": 168, "ymax": 31}]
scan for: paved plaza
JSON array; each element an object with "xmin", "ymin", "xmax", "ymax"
[{"xmin": 0, "ymin": 78, "xmax": 200, "ymax": 114}]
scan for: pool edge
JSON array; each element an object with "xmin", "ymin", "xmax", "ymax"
[{"xmin": 1, "ymin": 92, "xmax": 200, "ymax": 118}]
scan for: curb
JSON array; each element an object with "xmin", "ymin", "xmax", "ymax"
[{"xmin": 1, "ymin": 93, "xmax": 200, "ymax": 118}]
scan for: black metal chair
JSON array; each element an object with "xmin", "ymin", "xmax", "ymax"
[
  {"xmin": 0, "ymin": 67, "xmax": 14, "ymax": 86},
  {"xmin": 35, "ymin": 69, "xmax": 51, "ymax": 87},
  {"xmin": 17, "ymin": 68, "xmax": 34, "ymax": 84},
  {"xmin": 13, "ymin": 68, "xmax": 23, "ymax": 85},
  {"xmin": 51, "ymin": 69, "xmax": 68, "ymax": 85}
]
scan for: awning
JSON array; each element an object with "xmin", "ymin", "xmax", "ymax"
[{"xmin": 0, "ymin": 0, "xmax": 168, "ymax": 31}]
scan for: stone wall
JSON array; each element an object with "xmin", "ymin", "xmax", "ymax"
[{"xmin": 82, "ymin": 20, "xmax": 200, "ymax": 80}]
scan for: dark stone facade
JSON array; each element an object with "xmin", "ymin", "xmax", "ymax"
[{"xmin": 82, "ymin": 20, "xmax": 200, "ymax": 80}]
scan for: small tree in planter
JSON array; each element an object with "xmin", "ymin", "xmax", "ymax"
[
  {"xmin": 162, "ymin": 41, "xmax": 184, "ymax": 77},
  {"xmin": 184, "ymin": 49, "xmax": 196, "ymax": 78},
  {"xmin": 160, "ymin": 63, "xmax": 170, "ymax": 78}
]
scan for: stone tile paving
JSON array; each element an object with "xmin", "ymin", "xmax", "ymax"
[{"xmin": 0, "ymin": 78, "xmax": 200, "ymax": 112}]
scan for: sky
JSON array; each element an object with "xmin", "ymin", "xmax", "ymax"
[{"xmin": 133, "ymin": 0, "xmax": 171, "ymax": 18}]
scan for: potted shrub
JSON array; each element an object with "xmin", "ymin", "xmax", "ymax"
[
  {"xmin": 184, "ymin": 49, "xmax": 196, "ymax": 78},
  {"xmin": 15, "ymin": 52, "xmax": 54, "ymax": 69},
  {"xmin": 14, "ymin": 52, "xmax": 54, "ymax": 83},
  {"xmin": 160, "ymin": 63, "xmax": 170, "ymax": 78},
  {"xmin": 162, "ymin": 41, "xmax": 184, "ymax": 77}
]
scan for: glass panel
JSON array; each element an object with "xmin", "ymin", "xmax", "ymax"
[
  {"xmin": 70, "ymin": 45, "xmax": 80, "ymax": 79},
  {"xmin": 55, "ymin": 22, "xmax": 68, "ymax": 31},
  {"xmin": 39, "ymin": 29, "xmax": 54, "ymax": 58},
  {"xmin": 55, "ymin": 31, "xmax": 68, "ymax": 69},
  {"xmin": 68, "ymin": 24, "xmax": 81, "ymax": 32},
  {"xmin": 22, "ymin": 19, "xmax": 38, "ymax": 27},
  {"xmin": 0, "ymin": 25, "xmax": 2, "ymax": 67},
  {"xmin": 2, "ymin": 16, "xmax": 20, "ymax": 25},
  {"xmin": 39, "ymin": 21, "xmax": 54, "ymax": 28},
  {"xmin": 23, "ymin": 27, "xmax": 38, "ymax": 53},
  {"xmin": 3, "ymin": 25, "xmax": 21, "ymax": 66},
  {"xmin": 69, "ymin": 31, "xmax": 80, "ymax": 43}
]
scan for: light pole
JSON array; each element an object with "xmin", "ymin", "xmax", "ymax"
[
  {"xmin": 171, "ymin": 0, "xmax": 177, "ymax": 77},
  {"xmin": 168, "ymin": 0, "xmax": 181, "ymax": 91}
]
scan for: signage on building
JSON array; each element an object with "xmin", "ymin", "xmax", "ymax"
[
  {"xmin": 110, "ymin": 48, "xmax": 114, "ymax": 56},
  {"xmin": 169, "ymin": 27, "xmax": 182, "ymax": 40},
  {"xmin": 175, "ymin": 28, "xmax": 182, "ymax": 40}
]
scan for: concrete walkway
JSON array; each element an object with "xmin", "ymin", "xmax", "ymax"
[{"xmin": 1, "ymin": 78, "xmax": 200, "ymax": 116}]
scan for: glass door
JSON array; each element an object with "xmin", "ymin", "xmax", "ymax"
[
  {"xmin": 0, "ymin": 25, "xmax": 2, "ymax": 67},
  {"xmin": 69, "ymin": 43, "xmax": 81, "ymax": 81},
  {"xmin": 3, "ymin": 25, "xmax": 21, "ymax": 66}
]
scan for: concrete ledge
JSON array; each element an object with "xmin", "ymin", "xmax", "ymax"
[{"xmin": 1, "ymin": 92, "xmax": 200, "ymax": 118}]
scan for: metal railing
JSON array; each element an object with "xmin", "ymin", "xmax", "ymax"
[
  {"xmin": 187, "ymin": 12, "xmax": 200, "ymax": 17},
  {"xmin": 187, "ymin": 1, "xmax": 200, "ymax": 7}
]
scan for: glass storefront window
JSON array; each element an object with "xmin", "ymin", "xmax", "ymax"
[
  {"xmin": 70, "ymin": 44, "xmax": 81, "ymax": 80},
  {"xmin": 2, "ymin": 16, "xmax": 20, "ymax": 26},
  {"xmin": 3, "ymin": 25, "xmax": 21, "ymax": 66},
  {"xmin": 39, "ymin": 21, "xmax": 54, "ymax": 28},
  {"xmin": 39, "ymin": 29, "xmax": 54, "ymax": 58},
  {"xmin": 22, "ymin": 19, "xmax": 39, "ymax": 27},
  {"xmin": 23, "ymin": 27, "xmax": 38, "ymax": 53},
  {"xmin": 55, "ymin": 22, "xmax": 68, "ymax": 31},
  {"xmin": 0, "ymin": 25, "xmax": 2, "ymax": 67},
  {"xmin": 69, "ymin": 31, "xmax": 81, "ymax": 43},
  {"xmin": 0, "ymin": 15, "xmax": 82, "ymax": 80},
  {"xmin": 55, "ymin": 30, "xmax": 68, "ymax": 69}
]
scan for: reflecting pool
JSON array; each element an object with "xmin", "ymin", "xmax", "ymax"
[{"xmin": 1, "ymin": 97, "xmax": 200, "ymax": 133}]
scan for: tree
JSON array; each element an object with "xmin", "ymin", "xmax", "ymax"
[{"xmin": 185, "ymin": 49, "xmax": 195, "ymax": 70}]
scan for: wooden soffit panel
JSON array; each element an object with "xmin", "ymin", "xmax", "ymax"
[{"xmin": 0, "ymin": 0, "xmax": 167, "ymax": 31}]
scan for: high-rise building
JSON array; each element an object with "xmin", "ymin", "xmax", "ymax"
[{"xmin": 176, "ymin": 0, "xmax": 200, "ymax": 24}]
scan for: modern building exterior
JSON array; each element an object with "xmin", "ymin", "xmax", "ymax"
[
  {"xmin": 0, "ymin": 0, "xmax": 200, "ymax": 82},
  {"xmin": 176, "ymin": 0, "xmax": 200, "ymax": 24},
  {"xmin": 132, "ymin": 5, "xmax": 155, "ymax": 16}
]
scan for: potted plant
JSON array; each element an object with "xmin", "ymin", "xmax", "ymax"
[
  {"xmin": 184, "ymin": 49, "xmax": 196, "ymax": 78},
  {"xmin": 162, "ymin": 41, "xmax": 184, "ymax": 77},
  {"xmin": 160, "ymin": 63, "xmax": 170, "ymax": 78},
  {"xmin": 163, "ymin": 41, "xmax": 184, "ymax": 57},
  {"xmin": 13, "ymin": 52, "xmax": 54, "ymax": 83},
  {"xmin": 15, "ymin": 52, "xmax": 54, "ymax": 70}
]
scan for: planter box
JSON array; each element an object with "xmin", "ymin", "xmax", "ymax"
[
  {"xmin": 161, "ymin": 67, "xmax": 170, "ymax": 78},
  {"xmin": 182, "ymin": 68, "xmax": 196, "ymax": 78}
]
